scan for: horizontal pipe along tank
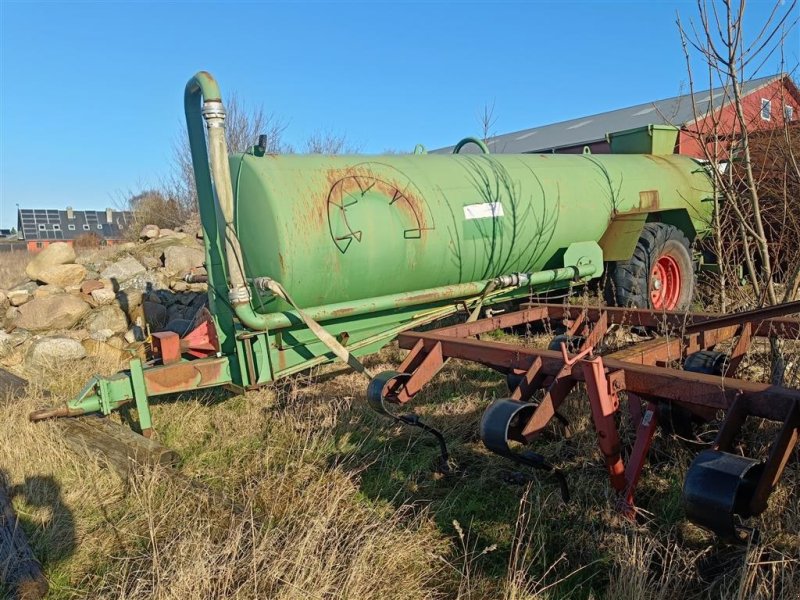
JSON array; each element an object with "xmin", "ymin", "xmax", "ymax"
[{"xmin": 233, "ymin": 151, "xmax": 713, "ymax": 312}]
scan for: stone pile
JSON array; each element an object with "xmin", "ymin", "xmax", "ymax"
[{"xmin": 0, "ymin": 226, "xmax": 208, "ymax": 371}]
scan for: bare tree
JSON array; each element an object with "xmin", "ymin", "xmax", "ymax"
[
  {"xmin": 303, "ymin": 130, "xmax": 359, "ymax": 154},
  {"xmin": 169, "ymin": 94, "xmax": 289, "ymax": 214},
  {"xmin": 479, "ymin": 100, "xmax": 498, "ymax": 146},
  {"xmin": 677, "ymin": 0, "xmax": 799, "ymax": 381}
]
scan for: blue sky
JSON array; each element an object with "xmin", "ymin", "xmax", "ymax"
[{"xmin": 1, "ymin": 0, "xmax": 797, "ymax": 228}]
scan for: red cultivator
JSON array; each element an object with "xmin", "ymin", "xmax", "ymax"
[{"xmin": 367, "ymin": 302, "xmax": 800, "ymax": 542}]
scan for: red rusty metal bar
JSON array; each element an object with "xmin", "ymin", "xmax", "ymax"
[{"xmin": 397, "ymin": 332, "xmax": 800, "ymax": 421}]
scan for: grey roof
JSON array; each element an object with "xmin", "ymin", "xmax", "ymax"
[
  {"xmin": 434, "ymin": 74, "xmax": 784, "ymax": 154},
  {"xmin": 17, "ymin": 208, "xmax": 133, "ymax": 241}
]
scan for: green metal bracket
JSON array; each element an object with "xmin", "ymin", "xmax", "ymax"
[{"xmin": 130, "ymin": 359, "xmax": 153, "ymax": 436}]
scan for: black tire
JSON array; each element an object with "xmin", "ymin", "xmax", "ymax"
[
  {"xmin": 605, "ymin": 223, "xmax": 694, "ymax": 310},
  {"xmin": 661, "ymin": 350, "xmax": 728, "ymax": 440}
]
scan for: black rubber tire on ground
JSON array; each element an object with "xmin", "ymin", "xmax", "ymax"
[{"xmin": 605, "ymin": 223, "xmax": 694, "ymax": 311}]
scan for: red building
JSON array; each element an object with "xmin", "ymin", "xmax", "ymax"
[{"xmin": 435, "ymin": 74, "xmax": 800, "ymax": 157}]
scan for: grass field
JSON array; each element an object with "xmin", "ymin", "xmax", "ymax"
[{"xmin": 1, "ymin": 325, "xmax": 798, "ymax": 599}]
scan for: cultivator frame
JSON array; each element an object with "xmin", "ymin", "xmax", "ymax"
[{"xmin": 367, "ymin": 301, "xmax": 800, "ymax": 541}]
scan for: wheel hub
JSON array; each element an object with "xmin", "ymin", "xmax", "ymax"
[{"xmin": 650, "ymin": 254, "xmax": 682, "ymax": 309}]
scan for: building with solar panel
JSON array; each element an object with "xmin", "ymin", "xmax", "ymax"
[{"xmin": 16, "ymin": 206, "xmax": 133, "ymax": 252}]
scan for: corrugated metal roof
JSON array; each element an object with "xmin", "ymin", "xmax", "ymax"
[
  {"xmin": 17, "ymin": 208, "xmax": 133, "ymax": 241},
  {"xmin": 434, "ymin": 74, "xmax": 782, "ymax": 154}
]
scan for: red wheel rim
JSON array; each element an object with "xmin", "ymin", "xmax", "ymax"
[{"xmin": 650, "ymin": 254, "xmax": 682, "ymax": 310}]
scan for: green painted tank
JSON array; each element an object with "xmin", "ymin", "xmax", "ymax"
[{"xmin": 232, "ymin": 151, "xmax": 714, "ymax": 311}]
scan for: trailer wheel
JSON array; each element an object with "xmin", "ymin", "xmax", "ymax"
[{"xmin": 606, "ymin": 223, "xmax": 694, "ymax": 310}]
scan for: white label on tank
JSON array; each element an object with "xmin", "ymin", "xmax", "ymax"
[{"xmin": 463, "ymin": 202, "xmax": 504, "ymax": 220}]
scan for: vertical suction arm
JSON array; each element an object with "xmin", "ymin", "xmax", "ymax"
[{"xmin": 184, "ymin": 72, "xmax": 250, "ymax": 350}]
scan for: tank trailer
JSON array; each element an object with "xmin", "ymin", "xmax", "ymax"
[{"xmin": 31, "ymin": 72, "xmax": 799, "ymax": 541}]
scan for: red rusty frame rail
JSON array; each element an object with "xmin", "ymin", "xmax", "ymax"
[{"xmin": 380, "ymin": 301, "xmax": 800, "ymax": 537}]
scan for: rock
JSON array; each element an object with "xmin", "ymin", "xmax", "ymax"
[
  {"xmin": 4, "ymin": 306, "xmax": 20, "ymax": 329},
  {"xmin": 0, "ymin": 291, "xmax": 7, "ymax": 310},
  {"xmin": 82, "ymin": 338, "xmax": 129, "ymax": 364},
  {"xmin": 14, "ymin": 295, "xmax": 91, "ymax": 331},
  {"xmin": 89, "ymin": 328, "xmax": 114, "ymax": 341},
  {"xmin": 33, "ymin": 285, "xmax": 65, "ymax": 298},
  {"xmin": 0, "ymin": 329, "xmax": 30, "ymax": 359},
  {"xmin": 84, "ymin": 305, "xmax": 128, "ymax": 335},
  {"xmin": 140, "ymin": 224, "xmax": 160, "ymax": 240},
  {"xmin": 124, "ymin": 326, "xmax": 145, "ymax": 344},
  {"xmin": 120, "ymin": 270, "xmax": 169, "ymax": 293},
  {"xmin": 7, "ymin": 289, "xmax": 31, "ymax": 307},
  {"xmin": 158, "ymin": 228, "xmax": 175, "ymax": 238},
  {"xmin": 116, "ymin": 288, "xmax": 143, "ymax": 318},
  {"xmin": 171, "ymin": 280, "xmax": 189, "ymax": 292},
  {"xmin": 27, "ymin": 336, "xmax": 86, "ymax": 367},
  {"xmin": 25, "ymin": 242, "xmax": 75, "ymax": 280},
  {"xmin": 63, "ymin": 328, "xmax": 89, "ymax": 341},
  {"xmin": 81, "ymin": 280, "xmax": 105, "ymax": 295},
  {"xmin": 90, "ymin": 287, "xmax": 117, "ymax": 306},
  {"xmin": 162, "ymin": 246, "xmax": 205, "ymax": 277},
  {"xmin": 188, "ymin": 283, "xmax": 208, "ymax": 294},
  {"xmin": 140, "ymin": 255, "xmax": 161, "ymax": 270},
  {"xmin": 35, "ymin": 263, "xmax": 87, "ymax": 287},
  {"xmin": 100, "ymin": 256, "xmax": 146, "ymax": 284}
]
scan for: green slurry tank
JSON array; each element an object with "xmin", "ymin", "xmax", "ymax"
[{"xmin": 30, "ymin": 71, "xmax": 714, "ymax": 434}]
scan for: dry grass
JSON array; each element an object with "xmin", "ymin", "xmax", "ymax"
[{"xmin": 0, "ymin": 324, "xmax": 798, "ymax": 598}]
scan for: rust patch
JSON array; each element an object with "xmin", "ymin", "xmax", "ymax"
[
  {"xmin": 144, "ymin": 358, "xmax": 226, "ymax": 395},
  {"xmin": 638, "ymin": 190, "xmax": 660, "ymax": 211},
  {"xmin": 324, "ymin": 165, "xmax": 433, "ymax": 254},
  {"xmin": 329, "ymin": 305, "xmax": 357, "ymax": 318}
]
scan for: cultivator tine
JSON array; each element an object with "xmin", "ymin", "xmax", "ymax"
[
  {"xmin": 366, "ymin": 369, "xmax": 451, "ymax": 473},
  {"xmin": 480, "ymin": 398, "xmax": 569, "ymax": 502}
]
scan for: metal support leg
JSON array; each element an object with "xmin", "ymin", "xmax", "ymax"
[{"xmin": 130, "ymin": 359, "xmax": 153, "ymax": 438}]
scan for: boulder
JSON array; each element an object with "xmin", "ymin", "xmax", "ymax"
[
  {"xmin": 120, "ymin": 270, "xmax": 169, "ymax": 292},
  {"xmin": 0, "ymin": 329, "xmax": 29, "ymax": 360},
  {"xmin": 33, "ymin": 285, "xmax": 65, "ymax": 298},
  {"xmin": 100, "ymin": 256, "xmax": 146, "ymax": 284},
  {"xmin": 140, "ymin": 255, "xmax": 161, "ymax": 270},
  {"xmin": 25, "ymin": 242, "xmax": 76, "ymax": 280},
  {"xmin": 26, "ymin": 336, "xmax": 86, "ymax": 367},
  {"xmin": 81, "ymin": 338, "xmax": 129, "ymax": 365},
  {"xmin": 140, "ymin": 224, "xmax": 160, "ymax": 240},
  {"xmin": 0, "ymin": 291, "xmax": 7, "ymax": 311},
  {"xmin": 124, "ymin": 326, "xmax": 145, "ymax": 344},
  {"xmin": 84, "ymin": 305, "xmax": 128, "ymax": 335},
  {"xmin": 4, "ymin": 306, "xmax": 20, "ymax": 329},
  {"xmin": 7, "ymin": 289, "xmax": 31, "ymax": 307},
  {"xmin": 163, "ymin": 246, "xmax": 205, "ymax": 277},
  {"xmin": 89, "ymin": 328, "xmax": 114, "ymax": 341},
  {"xmin": 35, "ymin": 263, "xmax": 87, "ymax": 287},
  {"xmin": 14, "ymin": 295, "xmax": 91, "ymax": 331},
  {"xmin": 158, "ymin": 228, "xmax": 175, "ymax": 238},
  {"xmin": 171, "ymin": 280, "xmax": 189, "ymax": 292},
  {"xmin": 80, "ymin": 280, "xmax": 105, "ymax": 295},
  {"xmin": 116, "ymin": 288, "xmax": 143, "ymax": 318},
  {"xmin": 90, "ymin": 287, "xmax": 117, "ymax": 306}
]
